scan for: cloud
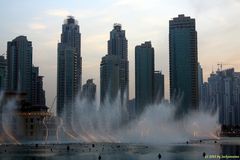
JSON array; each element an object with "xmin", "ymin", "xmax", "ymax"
[
  {"xmin": 112, "ymin": 0, "xmax": 157, "ymax": 10},
  {"xmin": 29, "ymin": 23, "xmax": 47, "ymax": 30},
  {"xmin": 46, "ymin": 9, "xmax": 71, "ymax": 17}
]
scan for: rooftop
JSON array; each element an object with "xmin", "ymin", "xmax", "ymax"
[
  {"xmin": 113, "ymin": 23, "xmax": 122, "ymax": 30},
  {"xmin": 64, "ymin": 15, "xmax": 78, "ymax": 25}
]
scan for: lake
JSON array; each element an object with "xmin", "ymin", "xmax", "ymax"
[{"xmin": 0, "ymin": 138, "xmax": 239, "ymax": 160}]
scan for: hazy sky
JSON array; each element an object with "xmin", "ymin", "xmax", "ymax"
[{"xmin": 0, "ymin": 0, "xmax": 240, "ymax": 108}]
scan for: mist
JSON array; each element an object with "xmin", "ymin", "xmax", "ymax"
[
  {"xmin": 0, "ymin": 91, "xmax": 220, "ymax": 144},
  {"xmin": 68, "ymin": 92, "xmax": 220, "ymax": 144}
]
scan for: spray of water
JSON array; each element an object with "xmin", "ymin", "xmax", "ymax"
[
  {"xmin": 0, "ymin": 92, "xmax": 21, "ymax": 144},
  {"xmin": 59, "ymin": 92, "xmax": 220, "ymax": 144},
  {"xmin": 0, "ymin": 90, "xmax": 220, "ymax": 144},
  {"xmin": 42, "ymin": 117, "xmax": 48, "ymax": 143}
]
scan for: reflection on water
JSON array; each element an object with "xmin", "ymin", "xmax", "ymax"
[
  {"xmin": 0, "ymin": 143, "xmax": 239, "ymax": 160},
  {"xmin": 221, "ymin": 145, "xmax": 240, "ymax": 160}
]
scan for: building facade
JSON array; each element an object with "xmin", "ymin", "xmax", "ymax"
[
  {"xmin": 198, "ymin": 63, "xmax": 203, "ymax": 102},
  {"xmin": 154, "ymin": 71, "xmax": 164, "ymax": 103},
  {"xmin": 57, "ymin": 16, "xmax": 81, "ymax": 122},
  {"xmin": 7, "ymin": 36, "xmax": 33, "ymax": 103},
  {"xmin": 202, "ymin": 68, "xmax": 240, "ymax": 127},
  {"xmin": 128, "ymin": 99, "xmax": 136, "ymax": 120},
  {"xmin": 61, "ymin": 16, "xmax": 82, "ymax": 89},
  {"xmin": 32, "ymin": 66, "xmax": 46, "ymax": 106},
  {"xmin": 135, "ymin": 41, "xmax": 154, "ymax": 115},
  {"xmin": 100, "ymin": 23, "xmax": 129, "ymax": 104},
  {"xmin": 0, "ymin": 56, "xmax": 7, "ymax": 91},
  {"xmin": 100, "ymin": 54, "xmax": 120, "ymax": 103},
  {"xmin": 81, "ymin": 79, "xmax": 96, "ymax": 103},
  {"xmin": 57, "ymin": 44, "xmax": 77, "ymax": 123},
  {"xmin": 169, "ymin": 14, "xmax": 199, "ymax": 116}
]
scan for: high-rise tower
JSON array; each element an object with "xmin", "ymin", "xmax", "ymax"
[
  {"xmin": 32, "ymin": 66, "xmax": 46, "ymax": 106},
  {"xmin": 169, "ymin": 14, "xmax": 198, "ymax": 116},
  {"xmin": 57, "ymin": 16, "xmax": 81, "ymax": 122},
  {"xmin": 0, "ymin": 56, "xmax": 7, "ymax": 91},
  {"xmin": 7, "ymin": 36, "xmax": 46, "ymax": 107},
  {"xmin": 82, "ymin": 79, "xmax": 96, "ymax": 103},
  {"xmin": 135, "ymin": 41, "xmax": 154, "ymax": 115},
  {"xmin": 7, "ymin": 36, "xmax": 33, "ymax": 103},
  {"xmin": 154, "ymin": 71, "xmax": 165, "ymax": 103},
  {"xmin": 100, "ymin": 54, "xmax": 121, "ymax": 103},
  {"xmin": 100, "ymin": 23, "xmax": 129, "ymax": 104}
]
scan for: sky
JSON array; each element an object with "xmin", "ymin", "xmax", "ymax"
[{"xmin": 0, "ymin": 0, "xmax": 240, "ymax": 109}]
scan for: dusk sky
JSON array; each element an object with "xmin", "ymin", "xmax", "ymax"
[{"xmin": 0, "ymin": 0, "xmax": 240, "ymax": 108}]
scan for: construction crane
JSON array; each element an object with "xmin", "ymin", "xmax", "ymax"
[{"xmin": 217, "ymin": 63, "xmax": 236, "ymax": 71}]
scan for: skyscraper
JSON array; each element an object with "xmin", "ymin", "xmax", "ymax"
[
  {"xmin": 100, "ymin": 23, "xmax": 129, "ymax": 104},
  {"xmin": 169, "ymin": 14, "xmax": 199, "ymax": 116},
  {"xmin": 100, "ymin": 54, "xmax": 120, "ymax": 103},
  {"xmin": 128, "ymin": 99, "xmax": 136, "ymax": 120},
  {"xmin": 82, "ymin": 79, "xmax": 96, "ymax": 103},
  {"xmin": 154, "ymin": 71, "xmax": 164, "ymax": 103},
  {"xmin": 198, "ymin": 63, "xmax": 203, "ymax": 102},
  {"xmin": 57, "ymin": 45, "xmax": 77, "ymax": 120},
  {"xmin": 57, "ymin": 16, "xmax": 81, "ymax": 121},
  {"xmin": 7, "ymin": 36, "xmax": 33, "ymax": 103},
  {"xmin": 62, "ymin": 16, "xmax": 82, "ymax": 89},
  {"xmin": 135, "ymin": 41, "xmax": 154, "ymax": 115},
  {"xmin": 203, "ymin": 68, "xmax": 240, "ymax": 128},
  {"xmin": 0, "ymin": 56, "xmax": 7, "ymax": 91},
  {"xmin": 108, "ymin": 23, "xmax": 129, "ymax": 102},
  {"xmin": 32, "ymin": 66, "xmax": 46, "ymax": 106}
]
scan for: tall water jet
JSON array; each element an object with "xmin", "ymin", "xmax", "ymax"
[{"xmin": 58, "ymin": 90, "xmax": 220, "ymax": 144}]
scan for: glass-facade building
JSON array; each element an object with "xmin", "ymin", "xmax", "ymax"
[
  {"xmin": 7, "ymin": 36, "xmax": 46, "ymax": 107},
  {"xmin": 7, "ymin": 36, "xmax": 33, "ymax": 103},
  {"xmin": 57, "ymin": 16, "xmax": 81, "ymax": 123},
  {"xmin": 100, "ymin": 54, "xmax": 120, "ymax": 103},
  {"xmin": 169, "ymin": 14, "xmax": 198, "ymax": 116},
  {"xmin": 135, "ymin": 41, "xmax": 154, "ymax": 115},
  {"xmin": 57, "ymin": 44, "xmax": 77, "ymax": 122},
  {"xmin": 0, "ymin": 56, "xmax": 7, "ymax": 91},
  {"xmin": 32, "ymin": 66, "xmax": 46, "ymax": 106},
  {"xmin": 100, "ymin": 23, "xmax": 129, "ymax": 104},
  {"xmin": 82, "ymin": 79, "xmax": 96, "ymax": 103},
  {"xmin": 198, "ymin": 63, "xmax": 203, "ymax": 102},
  {"xmin": 154, "ymin": 71, "xmax": 164, "ymax": 103},
  {"xmin": 203, "ymin": 68, "xmax": 240, "ymax": 127}
]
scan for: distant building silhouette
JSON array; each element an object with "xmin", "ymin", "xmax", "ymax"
[
  {"xmin": 7, "ymin": 36, "xmax": 33, "ymax": 103},
  {"xmin": 200, "ymin": 82, "xmax": 209, "ymax": 109},
  {"xmin": 82, "ymin": 79, "xmax": 96, "ymax": 103},
  {"xmin": 100, "ymin": 54, "xmax": 120, "ymax": 103},
  {"xmin": 203, "ymin": 68, "xmax": 240, "ymax": 127},
  {"xmin": 7, "ymin": 36, "xmax": 46, "ymax": 108},
  {"xmin": 154, "ymin": 71, "xmax": 164, "ymax": 103},
  {"xmin": 128, "ymin": 99, "xmax": 136, "ymax": 120},
  {"xmin": 135, "ymin": 41, "xmax": 154, "ymax": 115},
  {"xmin": 0, "ymin": 56, "xmax": 7, "ymax": 91},
  {"xmin": 198, "ymin": 63, "xmax": 203, "ymax": 102},
  {"xmin": 169, "ymin": 14, "xmax": 199, "ymax": 116},
  {"xmin": 57, "ymin": 16, "xmax": 82, "ymax": 123},
  {"xmin": 100, "ymin": 23, "xmax": 129, "ymax": 104},
  {"xmin": 32, "ymin": 66, "xmax": 46, "ymax": 106}
]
